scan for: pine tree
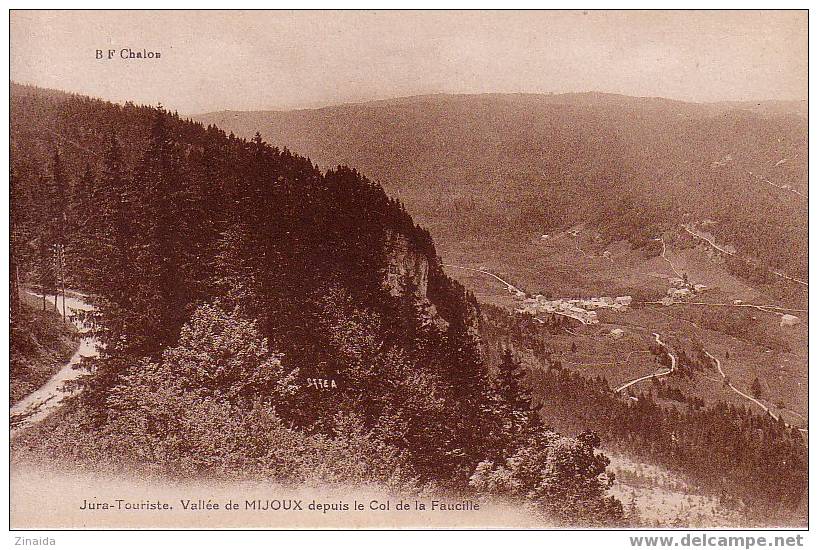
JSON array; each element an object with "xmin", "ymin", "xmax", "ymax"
[
  {"xmin": 751, "ymin": 377, "xmax": 763, "ymax": 399},
  {"xmin": 9, "ymin": 169, "xmax": 26, "ymax": 317},
  {"xmin": 99, "ymin": 133, "xmax": 133, "ymax": 303},
  {"xmin": 495, "ymin": 347, "xmax": 537, "ymax": 451},
  {"xmin": 627, "ymin": 494, "xmax": 641, "ymax": 526},
  {"xmin": 65, "ymin": 164, "xmax": 95, "ymax": 286},
  {"xmin": 497, "ymin": 348, "xmax": 526, "ymax": 411},
  {"xmin": 131, "ymin": 108, "xmax": 189, "ymax": 352}
]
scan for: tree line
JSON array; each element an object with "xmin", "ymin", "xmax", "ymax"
[{"xmin": 10, "ymin": 85, "xmax": 624, "ymax": 526}]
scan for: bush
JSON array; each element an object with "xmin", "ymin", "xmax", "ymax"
[
  {"xmin": 13, "ymin": 302, "xmax": 421, "ymax": 492},
  {"xmin": 470, "ymin": 430, "xmax": 623, "ymax": 526}
]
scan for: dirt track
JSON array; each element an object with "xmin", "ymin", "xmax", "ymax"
[{"xmin": 10, "ymin": 292, "xmax": 98, "ymax": 436}]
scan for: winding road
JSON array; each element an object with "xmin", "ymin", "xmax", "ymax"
[
  {"xmin": 573, "ymin": 232, "xmax": 590, "ymax": 259},
  {"xmin": 442, "ymin": 264, "xmax": 525, "ymax": 295},
  {"xmin": 703, "ymin": 350, "xmax": 807, "ymax": 433},
  {"xmin": 10, "ymin": 292, "xmax": 99, "ymax": 437},
  {"xmin": 641, "ymin": 300, "xmax": 806, "ymax": 316},
  {"xmin": 683, "ymin": 226, "xmax": 807, "ymax": 287},
  {"xmin": 445, "ymin": 244, "xmax": 806, "ymax": 431},
  {"xmin": 747, "ymin": 168, "xmax": 805, "ymax": 198},
  {"xmin": 655, "ymin": 237, "xmax": 683, "ymax": 279},
  {"xmin": 614, "ymin": 333, "xmax": 676, "ymax": 393}
]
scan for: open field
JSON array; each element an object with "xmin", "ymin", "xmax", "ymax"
[
  {"xmin": 607, "ymin": 452, "xmax": 747, "ymax": 528},
  {"xmin": 439, "ymin": 226, "xmax": 789, "ymax": 307},
  {"xmin": 446, "ymin": 229, "xmax": 808, "ymax": 429}
]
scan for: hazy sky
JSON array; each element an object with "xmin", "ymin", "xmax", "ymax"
[{"xmin": 11, "ymin": 10, "xmax": 807, "ymax": 115}]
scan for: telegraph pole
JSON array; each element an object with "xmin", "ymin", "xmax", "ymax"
[
  {"xmin": 59, "ymin": 244, "xmax": 66, "ymax": 323},
  {"xmin": 52, "ymin": 244, "xmax": 58, "ymax": 313}
]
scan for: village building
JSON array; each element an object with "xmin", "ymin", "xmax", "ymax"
[
  {"xmin": 665, "ymin": 286, "xmax": 694, "ymax": 302},
  {"xmin": 780, "ymin": 314, "xmax": 800, "ymax": 327},
  {"xmin": 514, "ymin": 291, "xmax": 628, "ymax": 324}
]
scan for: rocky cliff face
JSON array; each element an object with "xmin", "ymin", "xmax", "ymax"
[
  {"xmin": 383, "ymin": 229, "xmax": 484, "ymax": 338},
  {"xmin": 383, "ymin": 229, "xmax": 455, "ymax": 330},
  {"xmin": 383, "ymin": 230, "xmax": 429, "ymax": 299}
]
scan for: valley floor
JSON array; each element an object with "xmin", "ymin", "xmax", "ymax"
[
  {"xmin": 444, "ymin": 225, "xmax": 808, "ymax": 527},
  {"xmin": 441, "ymin": 226, "xmax": 808, "ymax": 429}
]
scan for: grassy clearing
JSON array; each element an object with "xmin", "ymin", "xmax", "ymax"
[
  {"xmin": 607, "ymin": 452, "xmax": 748, "ymax": 528},
  {"xmin": 447, "ymin": 231, "xmax": 807, "ymax": 424}
]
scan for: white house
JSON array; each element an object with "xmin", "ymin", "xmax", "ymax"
[
  {"xmin": 780, "ymin": 314, "xmax": 800, "ymax": 327},
  {"xmin": 672, "ymin": 288, "xmax": 692, "ymax": 300}
]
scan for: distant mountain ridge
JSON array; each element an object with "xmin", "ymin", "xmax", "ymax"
[
  {"xmin": 199, "ymin": 92, "xmax": 807, "ymax": 119},
  {"xmin": 195, "ymin": 92, "xmax": 807, "ymax": 284}
]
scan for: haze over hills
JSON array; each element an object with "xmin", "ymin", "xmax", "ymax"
[
  {"xmin": 10, "ymin": 83, "xmax": 809, "ymax": 528},
  {"xmin": 9, "ymin": 8, "xmax": 809, "ymax": 531},
  {"xmin": 196, "ymin": 92, "xmax": 808, "ymax": 299},
  {"xmin": 197, "ymin": 91, "xmax": 810, "ymax": 470}
]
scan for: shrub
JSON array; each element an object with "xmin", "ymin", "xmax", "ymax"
[{"xmin": 470, "ymin": 430, "xmax": 623, "ymax": 526}]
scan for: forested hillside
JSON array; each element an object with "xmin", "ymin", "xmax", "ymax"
[
  {"xmin": 198, "ymin": 93, "xmax": 808, "ymax": 282},
  {"xmin": 10, "ymin": 84, "xmax": 624, "ymax": 526},
  {"xmin": 479, "ymin": 304, "xmax": 808, "ymax": 525},
  {"xmin": 9, "ymin": 85, "xmax": 808, "ymax": 527}
]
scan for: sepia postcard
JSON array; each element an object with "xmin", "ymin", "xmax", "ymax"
[{"xmin": 7, "ymin": 8, "xmax": 810, "ymax": 537}]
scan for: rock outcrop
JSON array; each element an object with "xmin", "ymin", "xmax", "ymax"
[{"xmin": 383, "ymin": 229, "xmax": 429, "ymax": 299}]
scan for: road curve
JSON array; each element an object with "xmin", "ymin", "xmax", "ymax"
[
  {"xmin": 683, "ymin": 226, "xmax": 807, "ymax": 287},
  {"xmin": 441, "ymin": 264, "xmax": 525, "ymax": 294},
  {"xmin": 656, "ymin": 237, "xmax": 683, "ymax": 279},
  {"xmin": 703, "ymin": 350, "xmax": 807, "ymax": 434},
  {"xmin": 615, "ymin": 333, "xmax": 676, "ymax": 393},
  {"xmin": 10, "ymin": 292, "xmax": 99, "ymax": 437}
]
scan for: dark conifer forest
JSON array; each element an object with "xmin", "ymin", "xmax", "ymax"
[
  {"xmin": 9, "ymin": 84, "xmax": 807, "ymax": 527},
  {"xmin": 10, "ymin": 84, "xmax": 623, "ymax": 525},
  {"xmin": 480, "ymin": 305, "xmax": 807, "ymax": 524}
]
